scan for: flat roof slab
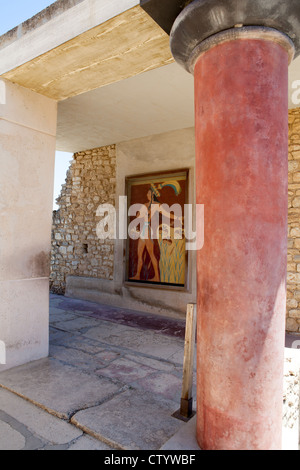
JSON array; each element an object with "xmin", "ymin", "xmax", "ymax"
[{"xmin": 1, "ymin": 5, "xmax": 173, "ymax": 101}]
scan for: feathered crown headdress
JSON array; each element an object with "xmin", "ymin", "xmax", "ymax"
[{"xmin": 150, "ymin": 181, "xmax": 182, "ymax": 198}]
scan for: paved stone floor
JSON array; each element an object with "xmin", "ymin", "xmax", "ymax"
[
  {"xmin": 0, "ymin": 294, "xmax": 299, "ymax": 450},
  {"xmin": 0, "ymin": 294, "xmax": 194, "ymax": 450}
]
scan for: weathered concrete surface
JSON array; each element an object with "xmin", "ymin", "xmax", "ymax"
[
  {"xmin": 0, "ymin": 79, "xmax": 57, "ymax": 370},
  {"xmin": 0, "ymin": 0, "xmax": 140, "ymax": 74},
  {"xmin": 1, "ymin": 5, "xmax": 173, "ymax": 101}
]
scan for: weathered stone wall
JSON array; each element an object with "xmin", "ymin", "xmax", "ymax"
[
  {"xmin": 50, "ymin": 145, "xmax": 116, "ymax": 294},
  {"xmin": 66, "ymin": 128, "xmax": 197, "ymax": 319},
  {"xmin": 51, "ymin": 117, "xmax": 300, "ymax": 332},
  {"xmin": 287, "ymin": 109, "xmax": 300, "ymax": 333}
]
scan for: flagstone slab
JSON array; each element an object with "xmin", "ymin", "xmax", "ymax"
[
  {"xmin": 160, "ymin": 415, "xmax": 200, "ymax": 450},
  {"xmin": 49, "ymin": 344, "xmax": 105, "ymax": 372},
  {"xmin": 95, "ymin": 357, "xmax": 158, "ymax": 384},
  {"xmin": 58, "ymin": 297, "xmax": 186, "ymax": 338},
  {"xmin": 95, "ymin": 358, "xmax": 184, "ymax": 403},
  {"xmin": 67, "ymin": 435, "xmax": 115, "ymax": 450},
  {"xmin": 50, "ymin": 332, "xmax": 106, "ymax": 356},
  {"xmin": 124, "ymin": 353, "xmax": 179, "ymax": 373},
  {"xmin": 49, "ymin": 327, "xmax": 69, "ymax": 343},
  {"xmin": 95, "ymin": 350, "xmax": 122, "ymax": 363},
  {"xmin": 51, "ymin": 316, "xmax": 102, "ymax": 332},
  {"xmin": 84, "ymin": 323, "xmax": 184, "ymax": 363},
  {"xmin": 0, "ymin": 421, "xmax": 26, "ymax": 450},
  {"xmin": 134, "ymin": 371, "xmax": 183, "ymax": 403},
  {"xmin": 49, "ymin": 310, "xmax": 79, "ymax": 323},
  {"xmin": 71, "ymin": 388, "xmax": 184, "ymax": 450},
  {"xmin": 0, "ymin": 358, "xmax": 121, "ymax": 419},
  {"xmin": 0, "ymin": 388, "xmax": 82, "ymax": 445}
]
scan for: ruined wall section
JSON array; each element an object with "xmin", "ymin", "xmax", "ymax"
[
  {"xmin": 50, "ymin": 117, "xmax": 300, "ymax": 334},
  {"xmin": 50, "ymin": 145, "xmax": 116, "ymax": 294},
  {"xmin": 287, "ymin": 109, "xmax": 300, "ymax": 333}
]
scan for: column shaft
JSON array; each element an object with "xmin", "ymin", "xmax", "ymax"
[{"xmin": 195, "ymin": 38, "xmax": 288, "ymax": 450}]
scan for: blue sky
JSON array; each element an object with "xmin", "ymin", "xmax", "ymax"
[
  {"xmin": 1, "ymin": 1, "xmax": 73, "ymax": 210},
  {"xmin": 53, "ymin": 152, "xmax": 73, "ymax": 210},
  {"xmin": 0, "ymin": 0, "xmax": 56, "ymax": 35}
]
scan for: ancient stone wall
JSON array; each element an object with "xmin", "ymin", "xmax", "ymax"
[
  {"xmin": 65, "ymin": 128, "xmax": 197, "ymax": 318},
  {"xmin": 51, "ymin": 118, "xmax": 300, "ymax": 334},
  {"xmin": 287, "ymin": 109, "xmax": 300, "ymax": 333},
  {"xmin": 50, "ymin": 145, "xmax": 116, "ymax": 294}
]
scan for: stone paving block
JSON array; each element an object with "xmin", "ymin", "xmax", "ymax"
[
  {"xmin": 68, "ymin": 435, "xmax": 116, "ymax": 450},
  {"xmin": 83, "ymin": 320, "xmax": 132, "ymax": 344},
  {"xmin": 124, "ymin": 354, "xmax": 178, "ymax": 373},
  {"xmin": 73, "ymin": 309, "xmax": 97, "ymax": 315},
  {"xmin": 51, "ymin": 316, "xmax": 102, "ymax": 332},
  {"xmin": 0, "ymin": 294, "xmax": 196, "ymax": 451},
  {"xmin": 0, "ymin": 388, "xmax": 82, "ymax": 445},
  {"xmin": 57, "ymin": 298, "xmax": 186, "ymax": 338},
  {"xmin": 0, "ymin": 409, "xmax": 45, "ymax": 450},
  {"xmin": 71, "ymin": 389, "xmax": 185, "ymax": 450},
  {"xmin": 0, "ymin": 420, "xmax": 26, "ymax": 450},
  {"xmin": 49, "ymin": 295, "xmax": 64, "ymax": 307},
  {"xmin": 160, "ymin": 415, "xmax": 200, "ymax": 451},
  {"xmin": 95, "ymin": 358, "xmax": 185, "ymax": 404},
  {"xmin": 95, "ymin": 350, "xmax": 122, "ymax": 363},
  {"xmin": 49, "ymin": 344, "xmax": 104, "ymax": 372},
  {"xmin": 0, "ymin": 358, "xmax": 121, "ymax": 419},
  {"xmin": 95, "ymin": 357, "xmax": 158, "ymax": 384},
  {"xmin": 84, "ymin": 323, "xmax": 184, "ymax": 362},
  {"xmin": 49, "ymin": 327, "xmax": 69, "ymax": 343},
  {"xmin": 134, "ymin": 371, "xmax": 183, "ymax": 403},
  {"xmin": 49, "ymin": 306, "xmax": 76, "ymax": 315},
  {"xmin": 167, "ymin": 349, "xmax": 184, "ymax": 366},
  {"xmin": 49, "ymin": 310, "xmax": 79, "ymax": 323},
  {"xmin": 167, "ymin": 345, "xmax": 197, "ymax": 371},
  {"xmin": 50, "ymin": 332, "xmax": 105, "ymax": 356}
]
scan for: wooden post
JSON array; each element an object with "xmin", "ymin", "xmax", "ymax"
[{"xmin": 173, "ymin": 303, "xmax": 196, "ymax": 421}]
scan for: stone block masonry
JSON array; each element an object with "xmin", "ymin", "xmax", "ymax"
[
  {"xmin": 51, "ymin": 115, "xmax": 300, "ymax": 333},
  {"xmin": 50, "ymin": 145, "xmax": 116, "ymax": 294},
  {"xmin": 288, "ymin": 109, "xmax": 300, "ymax": 333}
]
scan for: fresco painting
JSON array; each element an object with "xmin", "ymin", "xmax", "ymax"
[{"xmin": 126, "ymin": 171, "xmax": 188, "ymax": 287}]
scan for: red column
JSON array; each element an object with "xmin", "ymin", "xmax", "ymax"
[{"xmin": 195, "ymin": 36, "xmax": 290, "ymax": 450}]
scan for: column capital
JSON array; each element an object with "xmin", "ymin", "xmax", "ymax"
[{"xmin": 170, "ymin": 0, "xmax": 300, "ymax": 73}]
